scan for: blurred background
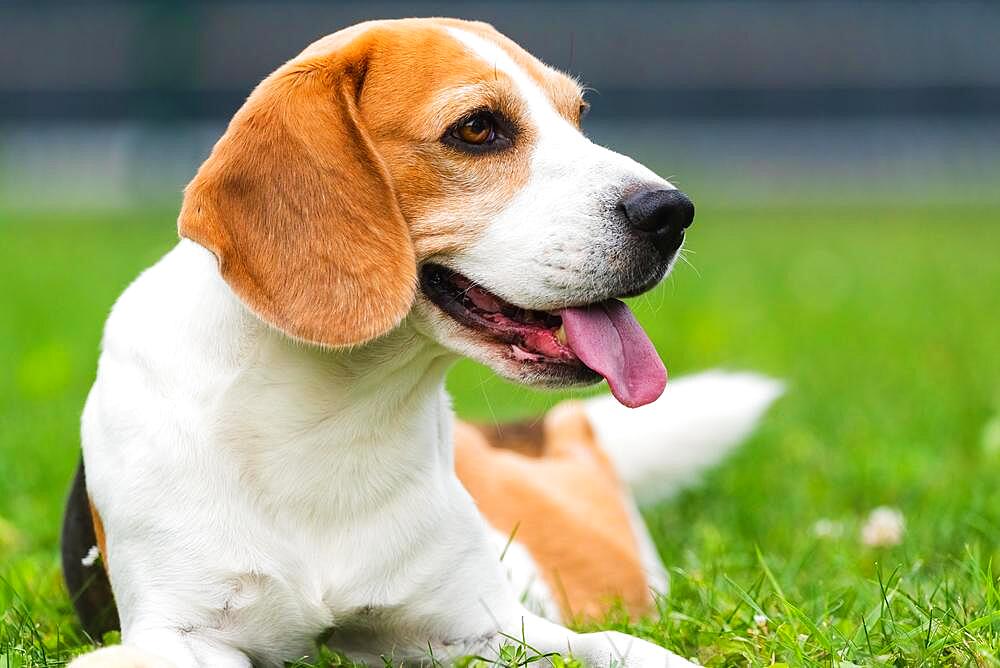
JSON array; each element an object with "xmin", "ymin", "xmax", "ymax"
[
  {"xmin": 2, "ymin": 0, "xmax": 999, "ymax": 209},
  {"xmin": 2, "ymin": 3, "xmax": 1000, "ymax": 664}
]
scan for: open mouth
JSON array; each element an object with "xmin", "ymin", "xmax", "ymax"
[
  {"xmin": 421, "ymin": 264, "xmax": 578, "ymax": 363},
  {"xmin": 420, "ymin": 264, "xmax": 668, "ymax": 408}
]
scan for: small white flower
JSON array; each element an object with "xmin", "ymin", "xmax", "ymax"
[
  {"xmin": 81, "ymin": 544, "xmax": 100, "ymax": 567},
  {"xmin": 753, "ymin": 613, "xmax": 769, "ymax": 627},
  {"xmin": 861, "ymin": 506, "xmax": 905, "ymax": 547},
  {"xmin": 812, "ymin": 518, "xmax": 844, "ymax": 539}
]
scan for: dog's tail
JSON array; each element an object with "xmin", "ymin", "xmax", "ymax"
[{"xmin": 583, "ymin": 370, "xmax": 784, "ymax": 507}]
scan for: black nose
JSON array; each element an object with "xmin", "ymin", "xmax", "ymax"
[{"xmin": 621, "ymin": 188, "xmax": 695, "ymax": 255}]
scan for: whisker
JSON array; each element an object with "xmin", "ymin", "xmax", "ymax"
[{"xmin": 677, "ymin": 252, "xmax": 701, "ymax": 278}]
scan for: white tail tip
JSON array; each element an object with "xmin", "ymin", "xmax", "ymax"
[{"xmin": 584, "ymin": 370, "xmax": 784, "ymax": 506}]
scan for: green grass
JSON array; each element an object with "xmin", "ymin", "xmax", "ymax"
[{"xmin": 2, "ymin": 202, "xmax": 999, "ymax": 666}]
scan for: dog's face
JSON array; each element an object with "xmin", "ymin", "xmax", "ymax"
[{"xmin": 179, "ymin": 18, "xmax": 693, "ymax": 406}]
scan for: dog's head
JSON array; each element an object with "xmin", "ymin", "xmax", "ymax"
[{"xmin": 179, "ymin": 18, "xmax": 693, "ymax": 407}]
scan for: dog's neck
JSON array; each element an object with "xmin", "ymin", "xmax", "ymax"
[
  {"xmin": 173, "ymin": 241, "xmax": 459, "ymax": 524},
  {"xmin": 229, "ymin": 324, "xmax": 457, "ymax": 522}
]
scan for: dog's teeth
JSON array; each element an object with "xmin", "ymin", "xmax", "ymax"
[{"xmin": 555, "ymin": 325, "xmax": 567, "ymax": 345}]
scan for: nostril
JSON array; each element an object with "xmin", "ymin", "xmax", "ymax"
[{"xmin": 622, "ymin": 188, "xmax": 695, "ymax": 235}]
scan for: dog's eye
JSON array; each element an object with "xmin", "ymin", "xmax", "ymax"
[
  {"xmin": 456, "ymin": 113, "xmax": 495, "ymax": 145},
  {"xmin": 443, "ymin": 111, "xmax": 512, "ymax": 153}
]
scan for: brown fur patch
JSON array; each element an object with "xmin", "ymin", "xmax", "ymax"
[
  {"xmin": 179, "ymin": 19, "xmax": 586, "ymax": 349},
  {"xmin": 177, "ymin": 34, "xmax": 416, "ymax": 348},
  {"xmin": 456, "ymin": 402, "xmax": 652, "ymax": 621},
  {"xmin": 473, "ymin": 419, "xmax": 546, "ymax": 458},
  {"xmin": 432, "ymin": 19, "xmax": 586, "ymax": 126},
  {"xmin": 354, "ymin": 20, "xmax": 539, "ymax": 259}
]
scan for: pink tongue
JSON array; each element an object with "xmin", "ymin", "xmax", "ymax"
[{"xmin": 559, "ymin": 300, "xmax": 667, "ymax": 408}]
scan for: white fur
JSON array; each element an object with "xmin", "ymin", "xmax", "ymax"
[
  {"xmin": 585, "ymin": 371, "xmax": 785, "ymax": 507},
  {"xmin": 440, "ymin": 27, "xmax": 676, "ymax": 311},
  {"xmin": 71, "ymin": 24, "xmax": 712, "ymax": 668},
  {"xmin": 78, "ymin": 241, "xmax": 696, "ymax": 668},
  {"xmin": 70, "ymin": 646, "xmax": 175, "ymax": 668},
  {"xmin": 487, "ymin": 527, "xmax": 561, "ymax": 622}
]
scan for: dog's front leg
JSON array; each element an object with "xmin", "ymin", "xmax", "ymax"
[
  {"xmin": 487, "ymin": 610, "xmax": 697, "ymax": 668},
  {"xmin": 68, "ymin": 628, "xmax": 252, "ymax": 668}
]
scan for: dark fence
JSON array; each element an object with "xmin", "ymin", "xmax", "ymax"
[{"xmin": 2, "ymin": 1, "xmax": 999, "ymax": 122}]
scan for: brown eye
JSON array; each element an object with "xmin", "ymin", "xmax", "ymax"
[
  {"xmin": 442, "ymin": 110, "xmax": 513, "ymax": 154},
  {"xmin": 456, "ymin": 113, "xmax": 495, "ymax": 145}
]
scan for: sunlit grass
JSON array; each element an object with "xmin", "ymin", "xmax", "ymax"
[{"xmin": 2, "ymin": 203, "xmax": 999, "ymax": 665}]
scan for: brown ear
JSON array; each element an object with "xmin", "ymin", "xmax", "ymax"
[{"xmin": 178, "ymin": 42, "xmax": 415, "ymax": 347}]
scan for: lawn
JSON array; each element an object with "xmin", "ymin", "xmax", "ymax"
[{"xmin": 2, "ymin": 202, "xmax": 999, "ymax": 666}]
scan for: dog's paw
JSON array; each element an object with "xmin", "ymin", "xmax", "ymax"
[
  {"xmin": 68, "ymin": 646, "xmax": 174, "ymax": 668},
  {"xmin": 601, "ymin": 632, "xmax": 698, "ymax": 667}
]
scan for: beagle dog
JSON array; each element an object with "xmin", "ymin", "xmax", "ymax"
[{"xmin": 61, "ymin": 17, "xmax": 780, "ymax": 668}]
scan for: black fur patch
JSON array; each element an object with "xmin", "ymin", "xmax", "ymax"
[{"xmin": 61, "ymin": 458, "xmax": 120, "ymax": 638}]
